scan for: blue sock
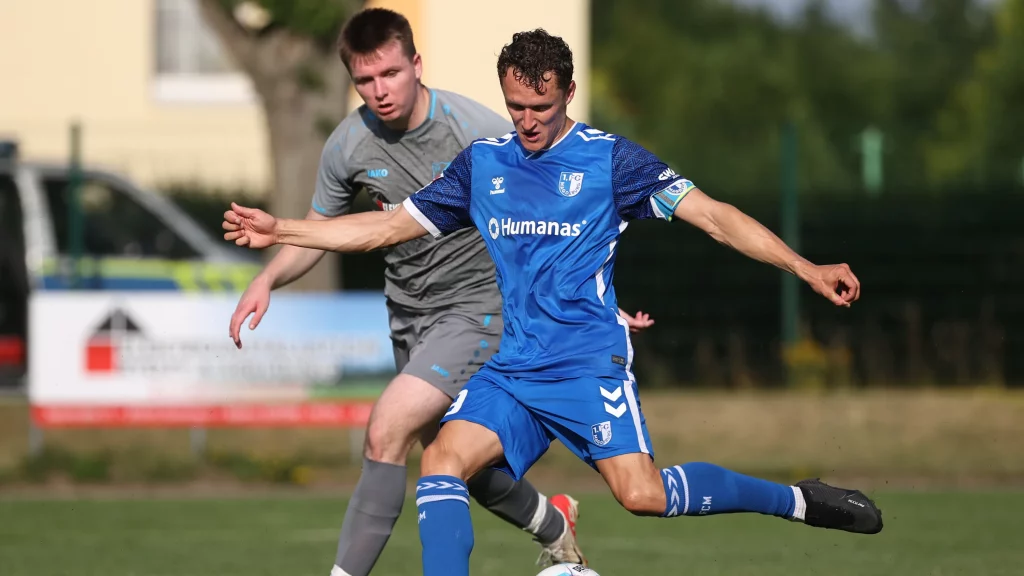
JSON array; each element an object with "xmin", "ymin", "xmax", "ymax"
[
  {"xmin": 416, "ymin": 475, "xmax": 473, "ymax": 576},
  {"xmin": 661, "ymin": 462, "xmax": 799, "ymax": 518}
]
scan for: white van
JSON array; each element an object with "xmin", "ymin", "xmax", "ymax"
[{"xmin": 0, "ymin": 141, "xmax": 261, "ymax": 387}]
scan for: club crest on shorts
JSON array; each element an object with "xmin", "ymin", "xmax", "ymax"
[
  {"xmin": 558, "ymin": 171, "xmax": 585, "ymax": 197},
  {"xmin": 591, "ymin": 421, "xmax": 613, "ymax": 446}
]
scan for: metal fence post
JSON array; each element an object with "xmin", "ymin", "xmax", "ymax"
[{"xmin": 780, "ymin": 121, "xmax": 801, "ymax": 351}]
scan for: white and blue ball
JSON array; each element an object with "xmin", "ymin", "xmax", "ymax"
[{"xmin": 536, "ymin": 563, "xmax": 600, "ymax": 576}]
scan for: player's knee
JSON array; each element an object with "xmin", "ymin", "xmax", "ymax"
[
  {"xmin": 420, "ymin": 435, "xmax": 466, "ymax": 479},
  {"xmin": 364, "ymin": 416, "xmax": 417, "ymax": 465},
  {"xmin": 614, "ymin": 483, "xmax": 667, "ymax": 516}
]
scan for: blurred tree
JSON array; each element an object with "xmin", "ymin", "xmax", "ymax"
[
  {"xmin": 871, "ymin": 0, "xmax": 995, "ymax": 190},
  {"xmin": 927, "ymin": 0, "xmax": 1024, "ymax": 187},
  {"xmin": 592, "ymin": 0, "xmax": 793, "ymax": 195},
  {"xmin": 787, "ymin": 0, "xmax": 889, "ymax": 193},
  {"xmin": 591, "ymin": 0, "xmax": 1003, "ymax": 195},
  {"xmin": 198, "ymin": 0, "xmax": 362, "ymax": 291},
  {"xmin": 591, "ymin": 0, "xmax": 886, "ymax": 196}
]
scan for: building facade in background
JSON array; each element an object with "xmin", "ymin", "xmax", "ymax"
[{"xmin": 0, "ymin": 0, "xmax": 589, "ymax": 192}]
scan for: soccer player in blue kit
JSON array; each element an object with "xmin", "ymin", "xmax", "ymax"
[{"xmin": 223, "ymin": 28, "xmax": 883, "ymax": 576}]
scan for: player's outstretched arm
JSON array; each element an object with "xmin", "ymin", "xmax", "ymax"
[
  {"xmin": 222, "ymin": 202, "xmax": 429, "ymax": 253},
  {"xmin": 673, "ymin": 189, "xmax": 860, "ymax": 307}
]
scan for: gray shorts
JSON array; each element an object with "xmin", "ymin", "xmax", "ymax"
[{"xmin": 389, "ymin": 306, "xmax": 503, "ymax": 399}]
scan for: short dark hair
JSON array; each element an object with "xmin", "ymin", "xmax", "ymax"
[
  {"xmin": 336, "ymin": 8, "xmax": 416, "ymax": 69},
  {"xmin": 497, "ymin": 29, "xmax": 574, "ymax": 94}
]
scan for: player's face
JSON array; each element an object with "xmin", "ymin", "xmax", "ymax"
[
  {"xmin": 349, "ymin": 40, "xmax": 422, "ymax": 123},
  {"xmin": 501, "ymin": 69, "xmax": 576, "ymax": 152}
]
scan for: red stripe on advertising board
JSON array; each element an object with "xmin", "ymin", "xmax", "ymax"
[{"xmin": 30, "ymin": 403, "xmax": 374, "ymax": 428}]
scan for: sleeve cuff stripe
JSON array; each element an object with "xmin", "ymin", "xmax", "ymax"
[
  {"xmin": 650, "ymin": 196, "xmax": 671, "ymax": 220},
  {"xmin": 402, "ymin": 197, "xmax": 444, "ymax": 238}
]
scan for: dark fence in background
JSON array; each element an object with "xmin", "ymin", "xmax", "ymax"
[
  {"xmin": 170, "ymin": 187, "xmax": 1024, "ymax": 389},
  {"xmin": 614, "ymin": 189, "xmax": 1024, "ymax": 388}
]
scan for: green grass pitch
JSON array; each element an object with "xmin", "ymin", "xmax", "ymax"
[{"xmin": 1, "ymin": 491, "xmax": 1021, "ymax": 576}]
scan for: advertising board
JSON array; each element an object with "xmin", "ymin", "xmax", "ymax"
[{"xmin": 28, "ymin": 291, "xmax": 395, "ymax": 427}]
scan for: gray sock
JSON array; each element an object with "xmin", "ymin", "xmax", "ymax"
[
  {"xmin": 333, "ymin": 458, "xmax": 407, "ymax": 576},
  {"xmin": 467, "ymin": 468, "xmax": 565, "ymax": 545}
]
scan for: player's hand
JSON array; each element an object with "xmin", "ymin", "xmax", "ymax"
[
  {"xmin": 223, "ymin": 202, "xmax": 279, "ymax": 249},
  {"xmin": 229, "ymin": 276, "xmax": 272, "ymax": 349},
  {"xmin": 802, "ymin": 263, "xmax": 860, "ymax": 308},
  {"xmin": 619, "ymin": 308, "xmax": 655, "ymax": 333}
]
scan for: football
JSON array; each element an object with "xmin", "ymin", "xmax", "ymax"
[{"xmin": 536, "ymin": 563, "xmax": 600, "ymax": 576}]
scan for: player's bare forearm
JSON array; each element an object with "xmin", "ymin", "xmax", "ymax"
[
  {"xmin": 258, "ymin": 208, "xmax": 329, "ymax": 289},
  {"xmin": 275, "ymin": 206, "xmax": 429, "ymax": 253},
  {"xmin": 674, "ymin": 188, "xmax": 861, "ymax": 307},
  {"xmin": 260, "ymin": 244, "xmax": 326, "ymax": 289},
  {"xmin": 675, "ymin": 188, "xmax": 814, "ymax": 280},
  {"xmin": 709, "ymin": 204, "xmax": 812, "ymax": 277}
]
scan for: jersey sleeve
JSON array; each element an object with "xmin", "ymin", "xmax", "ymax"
[
  {"xmin": 311, "ymin": 140, "xmax": 356, "ymax": 217},
  {"xmin": 611, "ymin": 137, "xmax": 696, "ymax": 221},
  {"xmin": 402, "ymin": 146, "xmax": 474, "ymax": 238}
]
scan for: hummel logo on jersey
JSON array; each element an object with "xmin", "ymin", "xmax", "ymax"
[
  {"xmin": 658, "ymin": 168, "xmax": 678, "ymax": 181},
  {"xmin": 487, "ymin": 217, "xmax": 586, "ymax": 240},
  {"xmin": 491, "ymin": 176, "xmax": 505, "ymax": 195}
]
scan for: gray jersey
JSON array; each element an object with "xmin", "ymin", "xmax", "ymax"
[{"xmin": 312, "ymin": 88, "xmax": 512, "ymax": 313}]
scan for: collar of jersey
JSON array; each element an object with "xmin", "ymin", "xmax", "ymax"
[{"xmin": 517, "ymin": 121, "xmax": 581, "ymax": 160}]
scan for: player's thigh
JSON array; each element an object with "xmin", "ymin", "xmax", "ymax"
[
  {"xmin": 400, "ymin": 311, "xmax": 503, "ymax": 399},
  {"xmin": 526, "ymin": 377, "xmax": 655, "ymax": 470},
  {"xmin": 437, "ymin": 370, "xmax": 551, "ymax": 482},
  {"xmin": 364, "ymin": 373, "xmax": 453, "ymax": 462}
]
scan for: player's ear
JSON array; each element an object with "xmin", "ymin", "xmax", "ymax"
[
  {"xmin": 413, "ymin": 53, "xmax": 423, "ymax": 80},
  {"xmin": 564, "ymin": 80, "xmax": 576, "ymax": 107}
]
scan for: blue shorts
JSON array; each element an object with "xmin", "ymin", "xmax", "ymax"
[{"xmin": 440, "ymin": 366, "xmax": 654, "ymax": 481}]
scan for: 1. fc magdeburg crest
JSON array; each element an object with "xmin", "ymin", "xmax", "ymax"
[
  {"xmin": 558, "ymin": 172, "xmax": 585, "ymax": 197},
  {"xmin": 591, "ymin": 421, "xmax": 612, "ymax": 446}
]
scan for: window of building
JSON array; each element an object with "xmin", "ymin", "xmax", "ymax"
[{"xmin": 152, "ymin": 0, "xmax": 256, "ymax": 104}]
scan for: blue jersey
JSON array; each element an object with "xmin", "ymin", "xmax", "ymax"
[{"xmin": 403, "ymin": 122, "xmax": 695, "ymax": 380}]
